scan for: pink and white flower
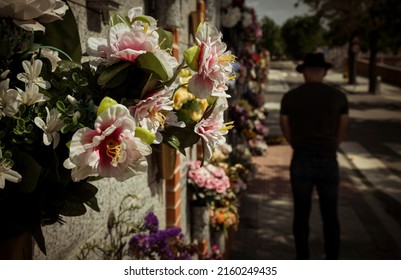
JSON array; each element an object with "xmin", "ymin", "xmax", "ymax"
[
  {"xmin": 188, "ymin": 161, "xmax": 230, "ymax": 194},
  {"xmin": 86, "ymin": 7, "xmax": 178, "ymax": 79},
  {"xmin": 87, "ymin": 22, "xmax": 159, "ymax": 63},
  {"xmin": 130, "ymin": 87, "xmax": 184, "ymax": 144},
  {"xmin": 64, "ymin": 104, "xmax": 152, "ymax": 182},
  {"xmin": 188, "ymin": 22, "xmax": 235, "ymax": 99},
  {"xmin": 194, "ymin": 98, "xmax": 232, "ymax": 160},
  {"xmin": 86, "ymin": 7, "xmax": 161, "ymax": 63}
]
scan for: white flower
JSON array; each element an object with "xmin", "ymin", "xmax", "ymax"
[
  {"xmin": 16, "ymin": 84, "xmax": 49, "ymax": 106},
  {"xmin": 0, "ymin": 79, "xmax": 21, "ymax": 118},
  {"xmin": 34, "ymin": 107, "xmax": 64, "ymax": 148},
  {"xmin": 0, "ymin": 149, "xmax": 22, "ymax": 189},
  {"xmin": 40, "ymin": 49, "xmax": 61, "ymax": 71},
  {"xmin": 17, "ymin": 59, "xmax": 50, "ymax": 89},
  {"xmin": 0, "ymin": 0, "xmax": 69, "ymax": 32}
]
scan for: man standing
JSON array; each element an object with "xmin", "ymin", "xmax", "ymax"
[{"xmin": 280, "ymin": 53, "xmax": 349, "ymax": 259}]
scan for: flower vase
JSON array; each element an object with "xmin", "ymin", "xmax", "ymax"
[
  {"xmin": 0, "ymin": 233, "xmax": 33, "ymax": 260},
  {"xmin": 211, "ymin": 230, "xmax": 225, "ymax": 258},
  {"xmin": 155, "ymin": 143, "xmax": 177, "ymax": 180},
  {"xmin": 191, "ymin": 205, "xmax": 210, "ymax": 257}
]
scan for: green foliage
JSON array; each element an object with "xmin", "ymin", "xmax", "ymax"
[
  {"xmin": 39, "ymin": 5, "xmax": 82, "ymax": 62},
  {"xmin": 260, "ymin": 16, "xmax": 284, "ymax": 58},
  {"xmin": 281, "ymin": 15, "xmax": 326, "ymax": 60}
]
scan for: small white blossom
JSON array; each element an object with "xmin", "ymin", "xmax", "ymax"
[
  {"xmin": 17, "ymin": 59, "xmax": 50, "ymax": 89},
  {"xmin": 34, "ymin": 107, "xmax": 64, "ymax": 148},
  {"xmin": 17, "ymin": 84, "xmax": 49, "ymax": 106},
  {"xmin": 0, "ymin": 79, "xmax": 21, "ymax": 118},
  {"xmin": 0, "ymin": 149, "xmax": 22, "ymax": 189}
]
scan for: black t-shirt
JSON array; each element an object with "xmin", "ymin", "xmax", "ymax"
[{"xmin": 280, "ymin": 82, "xmax": 349, "ymax": 155}]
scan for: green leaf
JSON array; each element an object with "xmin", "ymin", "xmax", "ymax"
[
  {"xmin": 60, "ymin": 199, "xmax": 87, "ymax": 216},
  {"xmin": 56, "ymin": 101, "xmax": 66, "ymax": 112},
  {"xmin": 72, "ymin": 72, "xmax": 80, "ymax": 84},
  {"xmin": 84, "ymin": 196, "xmax": 100, "ymax": 212},
  {"xmin": 184, "ymin": 45, "xmax": 200, "ymax": 71},
  {"xmin": 57, "ymin": 60, "xmax": 82, "ymax": 73},
  {"xmin": 69, "ymin": 181, "xmax": 99, "ymax": 203},
  {"xmin": 40, "ymin": 4, "xmax": 82, "ymax": 62},
  {"xmin": 131, "ymin": 15, "xmax": 152, "ymax": 26},
  {"xmin": 162, "ymin": 123, "xmax": 201, "ymax": 155},
  {"xmin": 97, "ymin": 61, "xmax": 131, "ymax": 86},
  {"xmin": 135, "ymin": 127, "xmax": 156, "ymax": 145},
  {"xmin": 97, "ymin": 96, "xmax": 118, "ymax": 116},
  {"xmin": 156, "ymin": 28, "xmax": 173, "ymax": 50},
  {"xmin": 163, "ymin": 134, "xmax": 185, "ymax": 155},
  {"xmin": 135, "ymin": 52, "xmax": 168, "ymax": 81}
]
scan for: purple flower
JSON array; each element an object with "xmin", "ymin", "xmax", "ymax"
[{"xmin": 144, "ymin": 212, "xmax": 159, "ymax": 232}]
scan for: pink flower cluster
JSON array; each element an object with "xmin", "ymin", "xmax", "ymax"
[{"xmin": 188, "ymin": 160, "xmax": 230, "ymax": 194}]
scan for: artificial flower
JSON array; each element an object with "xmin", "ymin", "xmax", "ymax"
[
  {"xmin": 130, "ymin": 87, "xmax": 184, "ymax": 144},
  {"xmin": 87, "ymin": 8, "xmax": 159, "ymax": 64},
  {"xmin": 0, "ymin": 149, "xmax": 22, "ymax": 189},
  {"xmin": 188, "ymin": 160, "xmax": 231, "ymax": 204},
  {"xmin": 0, "ymin": 0, "xmax": 69, "ymax": 32},
  {"xmin": 34, "ymin": 107, "xmax": 64, "ymax": 148},
  {"xmin": 187, "ymin": 22, "xmax": 235, "ymax": 99},
  {"xmin": 194, "ymin": 98, "xmax": 232, "ymax": 160},
  {"xmin": 17, "ymin": 59, "xmax": 50, "ymax": 89},
  {"xmin": 0, "ymin": 78, "xmax": 20, "ymax": 118},
  {"xmin": 16, "ymin": 84, "xmax": 49, "ymax": 106},
  {"xmin": 64, "ymin": 104, "xmax": 152, "ymax": 182}
]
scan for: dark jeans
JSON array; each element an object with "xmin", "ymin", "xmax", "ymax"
[{"xmin": 290, "ymin": 153, "xmax": 340, "ymax": 260}]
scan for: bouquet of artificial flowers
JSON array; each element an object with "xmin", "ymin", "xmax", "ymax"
[
  {"xmin": 128, "ymin": 212, "xmax": 197, "ymax": 260},
  {"xmin": 187, "ymin": 160, "xmax": 231, "ymax": 206},
  {"xmin": 0, "ymin": 2, "xmax": 235, "ymax": 255}
]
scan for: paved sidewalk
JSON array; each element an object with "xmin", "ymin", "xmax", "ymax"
[{"xmin": 231, "ymin": 144, "xmax": 401, "ymax": 260}]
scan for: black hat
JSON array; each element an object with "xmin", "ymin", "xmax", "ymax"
[{"xmin": 296, "ymin": 53, "xmax": 333, "ymax": 73}]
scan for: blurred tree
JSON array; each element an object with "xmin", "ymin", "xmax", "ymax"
[
  {"xmin": 260, "ymin": 16, "xmax": 284, "ymax": 59},
  {"xmin": 281, "ymin": 15, "xmax": 326, "ymax": 61},
  {"xmin": 297, "ymin": 0, "xmax": 401, "ymax": 93}
]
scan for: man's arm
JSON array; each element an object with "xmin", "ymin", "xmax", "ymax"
[
  {"xmin": 280, "ymin": 115, "xmax": 291, "ymax": 144},
  {"xmin": 337, "ymin": 114, "xmax": 349, "ymax": 147}
]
